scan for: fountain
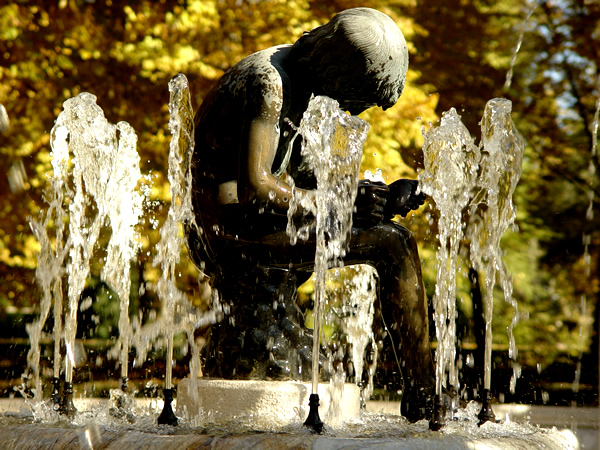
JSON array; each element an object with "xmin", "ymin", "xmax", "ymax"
[
  {"xmin": 26, "ymin": 90, "xmax": 145, "ymax": 415},
  {"xmin": 0, "ymin": 75, "xmax": 580, "ymax": 448},
  {"xmin": 0, "ymin": 6, "xmax": 589, "ymax": 448}
]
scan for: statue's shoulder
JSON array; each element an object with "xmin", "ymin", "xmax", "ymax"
[
  {"xmin": 215, "ymin": 46, "xmax": 291, "ymax": 115},
  {"xmin": 222, "ymin": 45, "xmax": 291, "ymax": 91},
  {"xmin": 244, "ymin": 45, "xmax": 290, "ymax": 66}
]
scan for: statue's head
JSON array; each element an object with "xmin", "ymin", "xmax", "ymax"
[{"xmin": 291, "ymin": 8, "xmax": 409, "ymax": 115}]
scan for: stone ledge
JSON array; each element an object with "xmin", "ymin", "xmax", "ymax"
[{"xmin": 0, "ymin": 423, "xmax": 579, "ymax": 449}]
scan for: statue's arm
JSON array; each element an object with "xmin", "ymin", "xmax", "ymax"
[
  {"xmin": 240, "ymin": 91, "xmax": 314, "ymax": 216},
  {"xmin": 353, "ymin": 179, "xmax": 389, "ymax": 228},
  {"xmin": 382, "ymin": 179, "xmax": 426, "ymax": 219}
]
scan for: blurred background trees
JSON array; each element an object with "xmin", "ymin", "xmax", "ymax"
[{"xmin": 0, "ymin": 0, "xmax": 598, "ymax": 404}]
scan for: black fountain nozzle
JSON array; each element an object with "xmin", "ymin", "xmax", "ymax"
[
  {"xmin": 120, "ymin": 376, "xmax": 129, "ymax": 392},
  {"xmin": 428, "ymin": 394, "xmax": 445, "ymax": 431},
  {"xmin": 303, "ymin": 393, "xmax": 324, "ymax": 433},
  {"xmin": 51, "ymin": 376, "xmax": 61, "ymax": 407},
  {"xmin": 157, "ymin": 387, "xmax": 178, "ymax": 426},
  {"xmin": 115, "ymin": 376, "xmax": 129, "ymax": 409},
  {"xmin": 477, "ymin": 388, "xmax": 495, "ymax": 426},
  {"xmin": 59, "ymin": 381, "xmax": 77, "ymax": 417}
]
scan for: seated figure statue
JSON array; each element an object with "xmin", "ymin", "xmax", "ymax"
[{"xmin": 186, "ymin": 7, "xmax": 434, "ymax": 422}]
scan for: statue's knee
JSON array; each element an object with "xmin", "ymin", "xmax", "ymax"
[
  {"xmin": 388, "ymin": 221, "xmax": 413, "ymax": 239},
  {"xmin": 369, "ymin": 223, "xmax": 418, "ymax": 269},
  {"xmin": 381, "ymin": 222, "xmax": 415, "ymax": 248}
]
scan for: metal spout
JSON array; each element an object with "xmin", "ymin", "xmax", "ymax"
[
  {"xmin": 477, "ymin": 389, "xmax": 496, "ymax": 426},
  {"xmin": 59, "ymin": 381, "xmax": 77, "ymax": 417},
  {"xmin": 303, "ymin": 393, "xmax": 324, "ymax": 433},
  {"xmin": 157, "ymin": 387, "xmax": 178, "ymax": 426},
  {"xmin": 428, "ymin": 394, "xmax": 445, "ymax": 431}
]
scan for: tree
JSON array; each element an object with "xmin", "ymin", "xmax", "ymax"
[{"xmin": 398, "ymin": 0, "xmax": 599, "ymax": 399}]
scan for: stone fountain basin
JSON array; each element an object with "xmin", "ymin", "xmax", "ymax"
[
  {"xmin": 0, "ymin": 422, "xmax": 582, "ymax": 449},
  {"xmin": 0, "ymin": 395, "xmax": 593, "ymax": 449}
]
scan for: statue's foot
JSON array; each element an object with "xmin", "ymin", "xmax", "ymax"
[
  {"xmin": 401, "ymin": 386, "xmax": 434, "ymax": 423},
  {"xmin": 403, "ymin": 384, "xmax": 465, "ymax": 424}
]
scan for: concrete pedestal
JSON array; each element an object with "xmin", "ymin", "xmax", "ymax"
[{"xmin": 177, "ymin": 378, "xmax": 361, "ymax": 427}]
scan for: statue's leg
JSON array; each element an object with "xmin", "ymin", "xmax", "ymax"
[
  {"xmin": 205, "ymin": 217, "xmax": 433, "ymax": 419},
  {"xmin": 343, "ymin": 222, "xmax": 433, "ymax": 422}
]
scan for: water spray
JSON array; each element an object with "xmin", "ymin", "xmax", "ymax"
[
  {"xmin": 420, "ymin": 98, "xmax": 523, "ymax": 429},
  {"xmin": 28, "ymin": 92, "xmax": 144, "ymax": 417},
  {"xmin": 287, "ymin": 96, "xmax": 367, "ymax": 433},
  {"xmin": 154, "ymin": 73, "xmax": 196, "ymax": 426},
  {"xmin": 469, "ymin": 99, "xmax": 523, "ymax": 426},
  {"xmin": 0, "ymin": 104, "xmax": 9, "ymax": 134},
  {"xmin": 420, "ymin": 107, "xmax": 480, "ymax": 430}
]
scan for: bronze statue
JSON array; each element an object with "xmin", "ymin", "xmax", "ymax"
[{"xmin": 186, "ymin": 7, "xmax": 433, "ymax": 422}]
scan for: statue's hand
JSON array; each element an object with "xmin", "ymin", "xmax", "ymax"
[
  {"xmin": 383, "ymin": 179, "xmax": 426, "ymax": 219},
  {"xmin": 353, "ymin": 179, "xmax": 389, "ymax": 228}
]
